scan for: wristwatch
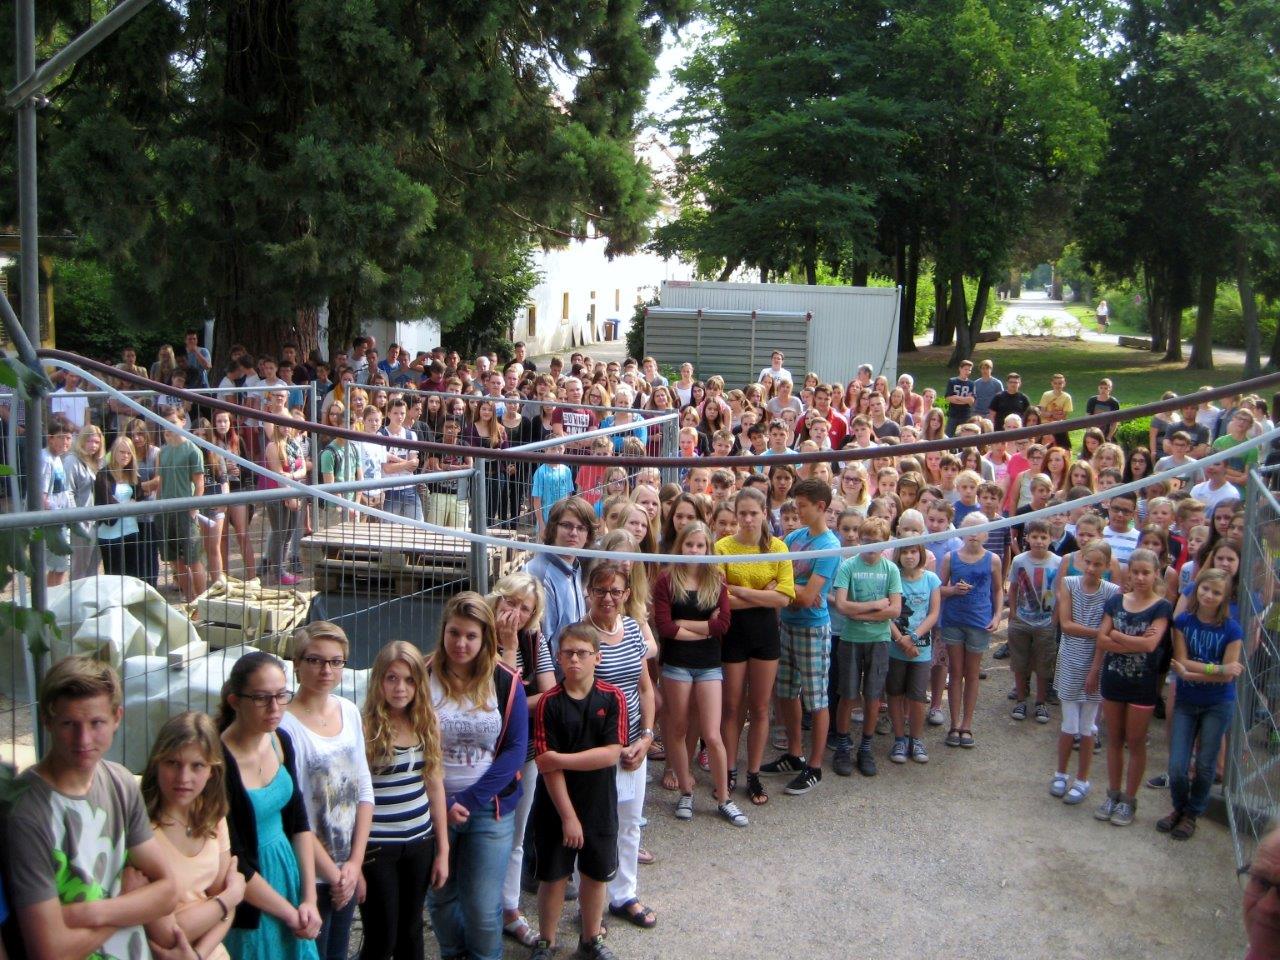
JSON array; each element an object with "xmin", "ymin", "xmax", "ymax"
[{"xmin": 637, "ymin": 727, "xmax": 656, "ymax": 740}]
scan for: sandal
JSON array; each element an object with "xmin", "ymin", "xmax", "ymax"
[
  {"xmin": 1171, "ymin": 815, "xmax": 1197, "ymax": 840},
  {"xmin": 609, "ymin": 898, "xmax": 657, "ymax": 928},
  {"xmin": 647, "ymin": 740, "xmax": 667, "ymax": 762},
  {"xmin": 958, "ymin": 730, "xmax": 975, "ymax": 749},
  {"xmin": 661, "ymin": 767, "xmax": 679, "ymax": 791},
  {"xmin": 945, "ymin": 729, "xmax": 962, "ymax": 748},
  {"xmin": 746, "ymin": 772, "xmax": 769, "ymax": 806},
  {"xmin": 728, "ymin": 767, "xmax": 738, "ymax": 792},
  {"xmin": 502, "ymin": 916, "xmax": 539, "ymax": 947},
  {"xmin": 636, "ymin": 846, "xmax": 655, "ymax": 865}
]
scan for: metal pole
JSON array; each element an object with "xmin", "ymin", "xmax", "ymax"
[
  {"xmin": 16, "ymin": 0, "xmax": 48, "ymax": 751},
  {"xmin": 5, "ymin": 0, "xmax": 155, "ymax": 108},
  {"xmin": 309, "ymin": 384, "xmax": 320, "ymax": 532},
  {"xmin": 469, "ymin": 460, "xmax": 489, "ymax": 594}
]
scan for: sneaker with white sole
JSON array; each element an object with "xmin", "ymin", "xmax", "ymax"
[
  {"xmin": 784, "ymin": 767, "xmax": 822, "ymax": 795},
  {"xmin": 717, "ymin": 799, "xmax": 749, "ymax": 827},
  {"xmin": 1034, "ymin": 702, "xmax": 1051, "ymax": 724},
  {"xmin": 1064, "ymin": 780, "xmax": 1092, "ymax": 805},
  {"xmin": 910, "ymin": 738, "xmax": 929, "ymax": 763},
  {"xmin": 1095, "ymin": 789, "xmax": 1121, "ymax": 821},
  {"xmin": 1110, "ymin": 797, "xmax": 1136, "ymax": 826},
  {"xmin": 889, "ymin": 737, "xmax": 909, "ymax": 763},
  {"xmin": 760, "ymin": 753, "xmax": 807, "ymax": 775},
  {"xmin": 577, "ymin": 933, "xmax": 618, "ymax": 960},
  {"xmin": 675, "ymin": 793, "xmax": 693, "ymax": 821},
  {"xmin": 927, "ymin": 708, "xmax": 946, "ymax": 727},
  {"xmin": 1011, "ymin": 701, "xmax": 1028, "ymax": 721},
  {"xmin": 875, "ymin": 713, "xmax": 892, "ymax": 735}
]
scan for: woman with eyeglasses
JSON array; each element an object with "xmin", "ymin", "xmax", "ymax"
[
  {"xmin": 526, "ymin": 497, "xmax": 595, "ymax": 660},
  {"xmin": 579, "ymin": 560, "xmax": 659, "ymax": 932},
  {"xmin": 279, "ymin": 623, "xmax": 373, "ymax": 959},
  {"xmin": 126, "ymin": 416, "xmax": 163, "ymax": 585},
  {"xmin": 218, "ymin": 651, "xmax": 322, "ymax": 959}
]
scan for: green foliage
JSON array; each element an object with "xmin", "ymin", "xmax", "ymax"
[
  {"xmin": 626, "ymin": 296, "xmax": 659, "ymax": 362},
  {"xmin": 47, "ymin": 259, "xmax": 188, "ymax": 361},
  {"xmin": 440, "ymin": 246, "xmax": 543, "ymax": 360},
  {"xmin": 1182, "ymin": 285, "xmax": 1280, "ymax": 350},
  {"xmin": 1114, "ymin": 415, "xmax": 1153, "ymax": 455}
]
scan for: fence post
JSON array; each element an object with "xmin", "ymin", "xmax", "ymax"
[
  {"xmin": 309, "ymin": 385, "xmax": 321, "ymax": 532},
  {"xmin": 660, "ymin": 414, "xmax": 678, "ymax": 489},
  {"xmin": 470, "ymin": 460, "xmax": 489, "ymax": 594}
]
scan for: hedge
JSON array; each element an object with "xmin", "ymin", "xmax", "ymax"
[{"xmin": 1113, "ymin": 415, "xmax": 1152, "ymax": 454}]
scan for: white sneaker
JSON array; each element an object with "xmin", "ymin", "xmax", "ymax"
[{"xmin": 927, "ymin": 708, "xmax": 946, "ymax": 727}]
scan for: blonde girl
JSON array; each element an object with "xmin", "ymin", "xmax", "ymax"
[
  {"xmin": 484, "ymin": 575, "xmax": 553, "ymax": 946},
  {"xmin": 66, "ymin": 423, "xmax": 105, "ymax": 579},
  {"xmin": 1093, "ymin": 442, "xmax": 1125, "ymax": 475},
  {"xmin": 1044, "ymin": 446, "xmax": 1071, "ymax": 494},
  {"xmin": 141, "ymin": 711, "xmax": 244, "ymax": 960},
  {"xmin": 426, "ymin": 592, "xmax": 527, "ymax": 960},
  {"xmin": 1067, "ymin": 459, "xmax": 1096, "ymax": 493},
  {"xmin": 1092, "ymin": 549, "xmax": 1172, "ymax": 826},
  {"xmin": 837, "ymin": 464, "xmax": 870, "ymax": 512},
  {"xmin": 654, "ymin": 522, "xmax": 746, "ymax": 827},
  {"xmin": 360, "ymin": 641, "xmax": 450, "ymax": 958},
  {"xmin": 95, "ymin": 435, "xmax": 144, "ymax": 579}
]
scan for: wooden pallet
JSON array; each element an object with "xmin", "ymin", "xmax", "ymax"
[{"xmin": 300, "ymin": 523, "xmax": 530, "ymax": 590}]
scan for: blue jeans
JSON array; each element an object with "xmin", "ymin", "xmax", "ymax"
[
  {"xmin": 1168, "ymin": 698, "xmax": 1234, "ymax": 818},
  {"xmin": 316, "ymin": 883, "xmax": 357, "ymax": 960},
  {"xmin": 427, "ymin": 801, "xmax": 515, "ymax": 960}
]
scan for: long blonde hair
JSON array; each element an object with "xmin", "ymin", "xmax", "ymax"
[
  {"xmin": 430, "ymin": 592, "xmax": 499, "ymax": 707},
  {"xmin": 107, "ymin": 436, "xmax": 139, "ymax": 485},
  {"xmin": 363, "ymin": 641, "xmax": 442, "ymax": 780},
  {"xmin": 141, "ymin": 711, "xmax": 228, "ymax": 840},
  {"xmin": 668, "ymin": 521, "xmax": 726, "ymax": 610},
  {"xmin": 73, "ymin": 424, "xmax": 105, "ymax": 472}
]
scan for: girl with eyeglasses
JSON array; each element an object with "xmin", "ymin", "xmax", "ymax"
[
  {"xmin": 218, "ymin": 651, "xmax": 322, "ymax": 959},
  {"xmin": 126, "ymin": 417, "xmax": 163, "ymax": 585},
  {"xmin": 279, "ymin": 623, "xmax": 373, "ymax": 960}
]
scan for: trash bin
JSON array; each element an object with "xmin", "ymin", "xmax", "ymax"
[{"xmin": 604, "ymin": 318, "xmax": 620, "ymax": 341}]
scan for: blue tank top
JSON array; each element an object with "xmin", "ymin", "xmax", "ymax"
[{"xmin": 942, "ymin": 549, "xmax": 994, "ymax": 629}]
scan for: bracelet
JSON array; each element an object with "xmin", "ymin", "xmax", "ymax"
[
  {"xmin": 1205, "ymin": 662, "xmax": 1217, "ymax": 676},
  {"xmin": 214, "ymin": 894, "xmax": 229, "ymax": 921}
]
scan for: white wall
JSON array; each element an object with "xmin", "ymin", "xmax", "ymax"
[{"xmin": 516, "ymin": 237, "xmax": 695, "ymax": 356}]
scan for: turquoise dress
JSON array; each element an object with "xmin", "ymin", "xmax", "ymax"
[{"xmin": 224, "ymin": 765, "xmax": 319, "ymax": 960}]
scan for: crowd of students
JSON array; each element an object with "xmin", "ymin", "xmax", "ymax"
[{"xmin": 2, "ymin": 340, "xmax": 1270, "ymax": 960}]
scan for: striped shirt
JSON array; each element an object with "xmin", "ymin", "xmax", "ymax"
[
  {"xmin": 1054, "ymin": 576, "xmax": 1121, "ymax": 703},
  {"xmin": 594, "ymin": 616, "xmax": 650, "ymax": 744},
  {"xmin": 369, "ymin": 744, "xmax": 433, "ymax": 844}
]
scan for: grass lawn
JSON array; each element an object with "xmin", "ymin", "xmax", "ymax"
[
  {"xmin": 1062, "ymin": 303, "xmax": 1146, "ymax": 338},
  {"xmin": 900, "ymin": 335, "xmax": 1245, "ymax": 409}
]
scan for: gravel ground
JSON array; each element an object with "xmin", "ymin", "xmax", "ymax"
[{"xmin": 504, "ymin": 649, "xmax": 1248, "ymax": 960}]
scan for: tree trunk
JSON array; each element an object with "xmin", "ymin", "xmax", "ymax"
[
  {"xmin": 760, "ymin": 267, "xmax": 769, "ymax": 284},
  {"xmin": 1236, "ymin": 235, "xmax": 1261, "ymax": 377},
  {"xmin": 1268, "ymin": 310, "xmax": 1280, "ymax": 370},
  {"xmin": 1187, "ymin": 268, "xmax": 1215, "ymax": 370},
  {"xmin": 932, "ymin": 270, "xmax": 953, "ymax": 346},
  {"xmin": 326, "ymin": 290, "xmax": 358, "ymax": 361},
  {"xmin": 898, "ymin": 230, "xmax": 920, "ymax": 354},
  {"xmin": 848, "ymin": 262, "xmax": 870, "ymax": 287},
  {"xmin": 805, "ymin": 258, "xmax": 817, "ymax": 285},
  {"xmin": 1144, "ymin": 266, "xmax": 1165, "ymax": 353},
  {"xmin": 946, "ymin": 271, "xmax": 970, "ymax": 366},
  {"xmin": 716, "ymin": 258, "xmax": 740, "ymax": 283},
  {"xmin": 1164, "ymin": 296, "xmax": 1183, "ymax": 363}
]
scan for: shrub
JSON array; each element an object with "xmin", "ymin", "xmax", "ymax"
[
  {"xmin": 1191, "ymin": 284, "xmax": 1280, "ymax": 350},
  {"xmin": 1113, "ymin": 415, "xmax": 1152, "ymax": 454}
]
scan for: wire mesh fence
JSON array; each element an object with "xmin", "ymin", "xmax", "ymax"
[{"xmin": 1226, "ymin": 468, "xmax": 1280, "ymax": 872}]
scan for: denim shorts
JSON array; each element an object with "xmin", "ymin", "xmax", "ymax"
[
  {"xmin": 662, "ymin": 663, "xmax": 723, "ymax": 683},
  {"xmin": 941, "ymin": 625, "xmax": 992, "ymax": 653}
]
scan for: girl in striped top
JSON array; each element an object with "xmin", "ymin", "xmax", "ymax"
[
  {"xmin": 359, "ymin": 641, "xmax": 449, "ymax": 960},
  {"xmin": 1050, "ymin": 542, "xmax": 1121, "ymax": 806}
]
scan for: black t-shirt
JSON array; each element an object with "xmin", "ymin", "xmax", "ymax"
[
  {"xmin": 1100, "ymin": 596, "xmax": 1172, "ymax": 705},
  {"xmin": 1163, "ymin": 420, "xmax": 1210, "ymax": 450},
  {"xmin": 989, "ymin": 391, "xmax": 1030, "ymax": 430},
  {"xmin": 532, "ymin": 680, "xmax": 625, "ymax": 831},
  {"xmin": 1086, "ymin": 396, "xmax": 1120, "ymax": 417},
  {"xmin": 944, "ymin": 377, "xmax": 973, "ymax": 423}
]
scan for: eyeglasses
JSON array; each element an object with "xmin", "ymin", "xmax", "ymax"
[
  {"xmin": 557, "ymin": 521, "xmax": 589, "ymax": 535},
  {"xmin": 558, "ymin": 648, "xmax": 595, "ymax": 660},
  {"xmin": 300, "ymin": 656, "xmax": 347, "ymax": 670},
  {"xmin": 590, "ymin": 587, "xmax": 628, "ymax": 600},
  {"xmin": 1108, "ymin": 505, "xmax": 1134, "ymax": 515},
  {"xmin": 241, "ymin": 691, "xmax": 294, "ymax": 707}
]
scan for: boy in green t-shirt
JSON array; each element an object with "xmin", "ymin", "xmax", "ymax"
[
  {"xmin": 157, "ymin": 408, "xmax": 207, "ymax": 600},
  {"xmin": 830, "ymin": 517, "xmax": 902, "ymax": 778}
]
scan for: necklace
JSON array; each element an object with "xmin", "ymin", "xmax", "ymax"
[
  {"xmin": 162, "ymin": 813, "xmax": 197, "ymax": 837},
  {"xmin": 299, "ymin": 698, "xmax": 333, "ymax": 727},
  {"xmin": 589, "ymin": 615, "xmax": 622, "ymax": 635}
]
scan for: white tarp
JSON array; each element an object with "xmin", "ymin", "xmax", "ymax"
[
  {"xmin": 113, "ymin": 647, "xmax": 370, "ymax": 773},
  {"xmin": 47, "ymin": 576, "xmax": 200, "ymax": 667}
]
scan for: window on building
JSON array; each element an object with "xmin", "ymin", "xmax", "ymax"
[
  {"xmin": 561, "ymin": 292, "xmax": 570, "ymax": 322},
  {"xmin": 527, "ymin": 305, "xmax": 537, "ymax": 337},
  {"xmin": 615, "ymin": 289, "xmax": 621, "ymax": 311}
]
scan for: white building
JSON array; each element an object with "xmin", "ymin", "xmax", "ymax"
[{"xmin": 514, "ymin": 138, "xmax": 696, "ymax": 356}]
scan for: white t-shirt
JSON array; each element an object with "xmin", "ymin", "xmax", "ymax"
[
  {"xmin": 50, "ymin": 388, "xmax": 90, "ymax": 427},
  {"xmin": 758, "ymin": 366, "xmax": 793, "ymax": 384},
  {"xmin": 1190, "ymin": 479, "xmax": 1241, "ymax": 519},
  {"xmin": 430, "ymin": 674, "xmax": 501, "ymax": 794},
  {"xmin": 279, "ymin": 698, "xmax": 373, "ymax": 867}
]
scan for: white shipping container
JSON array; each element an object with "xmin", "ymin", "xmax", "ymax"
[{"xmin": 655, "ymin": 280, "xmax": 900, "ymax": 387}]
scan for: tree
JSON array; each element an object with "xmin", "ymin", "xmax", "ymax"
[{"xmin": 1, "ymin": 0, "xmax": 693, "ymax": 363}]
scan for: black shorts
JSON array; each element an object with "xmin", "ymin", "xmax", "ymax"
[
  {"xmin": 722, "ymin": 607, "xmax": 781, "ymax": 664},
  {"xmin": 531, "ymin": 807, "xmax": 618, "ymax": 883}
]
